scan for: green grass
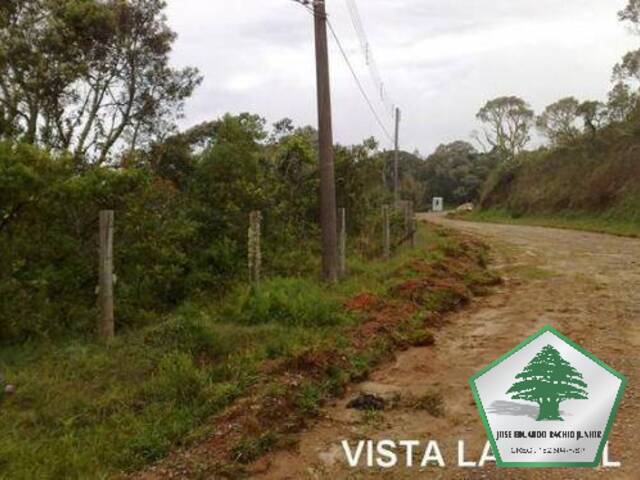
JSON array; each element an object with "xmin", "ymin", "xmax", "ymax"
[
  {"xmin": 0, "ymin": 223, "xmax": 485, "ymax": 479},
  {"xmin": 460, "ymin": 208, "xmax": 640, "ymax": 238}
]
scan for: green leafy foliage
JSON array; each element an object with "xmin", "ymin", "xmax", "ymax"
[
  {"xmin": 222, "ymin": 278, "xmax": 349, "ymax": 328},
  {"xmin": 478, "ymin": 115, "xmax": 640, "ymax": 234},
  {"xmin": 0, "ymin": 111, "xmax": 401, "ymax": 343},
  {"xmin": 0, "ymin": 222, "xmax": 494, "ymax": 478},
  {"xmin": 0, "ymin": 142, "xmax": 195, "ymax": 341},
  {"xmin": 0, "ymin": 0, "xmax": 201, "ymax": 160}
]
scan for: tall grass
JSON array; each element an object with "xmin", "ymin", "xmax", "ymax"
[{"xmin": 464, "ymin": 208, "xmax": 640, "ymax": 237}]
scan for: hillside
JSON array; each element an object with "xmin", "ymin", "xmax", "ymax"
[{"xmin": 476, "ymin": 119, "xmax": 640, "ymax": 236}]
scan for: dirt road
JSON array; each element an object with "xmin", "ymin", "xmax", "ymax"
[{"xmin": 251, "ymin": 215, "xmax": 640, "ymax": 479}]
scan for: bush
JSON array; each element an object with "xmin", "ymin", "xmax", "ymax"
[
  {"xmin": 222, "ymin": 278, "xmax": 348, "ymax": 328},
  {"xmin": 142, "ymin": 352, "xmax": 209, "ymax": 404},
  {"xmin": 143, "ymin": 314, "xmax": 217, "ymax": 356},
  {"xmin": 0, "ymin": 115, "xmax": 393, "ymax": 343},
  {"xmin": 0, "ymin": 143, "xmax": 197, "ymax": 342}
]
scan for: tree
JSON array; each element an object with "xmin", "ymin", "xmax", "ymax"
[
  {"xmin": 613, "ymin": 49, "xmax": 640, "ymax": 86},
  {"xmin": 271, "ymin": 118, "xmax": 295, "ymax": 142},
  {"xmin": 0, "ymin": 0, "xmax": 201, "ymax": 163},
  {"xmin": 421, "ymin": 141, "xmax": 498, "ymax": 206},
  {"xmin": 507, "ymin": 345, "xmax": 588, "ymax": 421},
  {"xmin": 476, "ymin": 96, "xmax": 534, "ymax": 160},
  {"xmin": 607, "ymin": 82, "xmax": 638, "ymax": 122},
  {"xmin": 577, "ymin": 101, "xmax": 608, "ymax": 139},
  {"xmin": 614, "ymin": 2, "xmax": 640, "ymax": 119},
  {"xmin": 536, "ymin": 97, "xmax": 581, "ymax": 146},
  {"xmin": 619, "ymin": 0, "xmax": 640, "ymax": 32}
]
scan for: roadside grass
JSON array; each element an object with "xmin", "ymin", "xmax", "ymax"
[
  {"xmin": 458, "ymin": 208, "xmax": 640, "ymax": 238},
  {"xmin": 0, "ymin": 223, "xmax": 494, "ymax": 479}
]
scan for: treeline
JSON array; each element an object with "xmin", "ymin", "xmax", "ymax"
[
  {"xmin": 474, "ymin": 0, "xmax": 640, "ymax": 222},
  {"xmin": 0, "ymin": 0, "xmax": 402, "ymax": 343},
  {"xmin": 471, "ymin": 2, "xmax": 640, "ymax": 161},
  {"xmin": 0, "ymin": 114, "xmax": 398, "ymax": 342},
  {"xmin": 391, "ymin": 146, "xmax": 500, "ymax": 209}
]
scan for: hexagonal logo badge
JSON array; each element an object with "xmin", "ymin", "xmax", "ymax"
[{"xmin": 470, "ymin": 325, "xmax": 626, "ymax": 468}]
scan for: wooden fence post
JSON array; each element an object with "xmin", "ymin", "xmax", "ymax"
[
  {"xmin": 412, "ymin": 218, "xmax": 418, "ymax": 248},
  {"xmin": 248, "ymin": 211, "xmax": 262, "ymax": 287},
  {"xmin": 338, "ymin": 208, "xmax": 347, "ymax": 278},
  {"xmin": 382, "ymin": 205, "xmax": 391, "ymax": 260},
  {"xmin": 406, "ymin": 201, "xmax": 416, "ymax": 248},
  {"xmin": 98, "ymin": 210, "xmax": 114, "ymax": 341}
]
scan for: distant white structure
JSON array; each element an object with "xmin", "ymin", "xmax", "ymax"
[{"xmin": 433, "ymin": 197, "xmax": 444, "ymax": 212}]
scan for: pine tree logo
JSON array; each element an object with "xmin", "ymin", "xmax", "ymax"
[
  {"xmin": 506, "ymin": 344, "xmax": 588, "ymax": 421},
  {"xmin": 471, "ymin": 326, "xmax": 627, "ymax": 467}
]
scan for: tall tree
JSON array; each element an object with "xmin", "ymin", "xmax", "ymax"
[
  {"xmin": 614, "ymin": 1, "xmax": 640, "ymax": 121},
  {"xmin": 619, "ymin": 0, "xmax": 640, "ymax": 32},
  {"xmin": 536, "ymin": 97, "xmax": 581, "ymax": 146},
  {"xmin": 422, "ymin": 141, "xmax": 498, "ymax": 206},
  {"xmin": 0, "ymin": 0, "xmax": 201, "ymax": 163},
  {"xmin": 577, "ymin": 101, "xmax": 608, "ymax": 139},
  {"xmin": 607, "ymin": 82, "xmax": 638, "ymax": 122},
  {"xmin": 613, "ymin": 49, "xmax": 640, "ymax": 86},
  {"xmin": 507, "ymin": 345, "xmax": 588, "ymax": 421},
  {"xmin": 476, "ymin": 96, "xmax": 534, "ymax": 160}
]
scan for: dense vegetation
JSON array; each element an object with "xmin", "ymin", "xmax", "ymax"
[
  {"xmin": 476, "ymin": 111, "xmax": 640, "ymax": 236},
  {"xmin": 0, "ymin": 114, "xmax": 402, "ymax": 343},
  {"xmin": 463, "ymin": 0, "xmax": 640, "ymax": 235}
]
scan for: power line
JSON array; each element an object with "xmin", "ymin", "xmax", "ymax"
[
  {"xmin": 292, "ymin": 1, "xmax": 394, "ymax": 143},
  {"xmin": 345, "ymin": 0, "xmax": 396, "ymax": 119},
  {"xmin": 326, "ymin": 18, "xmax": 394, "ymax": 143},
  {"xmin": 291, "ymin": 0, "xmax": 315, "ymax": 15}
]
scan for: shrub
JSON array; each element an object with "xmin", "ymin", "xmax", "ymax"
[
  {"xmin": 142, "ymin": 352, "xmax": 209, "ymax": 404},
  {"xmin": 0, "ymin": 143, "xmax": 196, "ymax": 342},
  {"xmin": 222, "ymin": 278, "xmax": 348, "ymax": 328}
]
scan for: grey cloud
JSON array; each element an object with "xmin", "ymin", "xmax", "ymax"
[{"xmin": 166, "ymin": 0, "xmax": 635, "ymax": 154}]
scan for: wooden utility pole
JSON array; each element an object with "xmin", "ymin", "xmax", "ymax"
[
  {"xmin": 337, "ymin": 207, "xmax": 347, "ymax": 278},
  {"xmin": 382, "ymin": 204, "xmax": 391, "ymax": 260},
  {"xmin": 313, "ymin": 0, "xmax": 339, "ymax": 283},
  {"xmin": 394, "ymin": 107, "xmax": 401, "ymax": 203},
  {"xmin": 404, "ymin": 201, "xmax": 415, "ymax": 248},
  {"xmin": 98, "ymin": 210, "xmax": 114, "ymax": 341},
  {"xmin": 248, "ymin": 211, "xmax": 262, "ymax": 288}
]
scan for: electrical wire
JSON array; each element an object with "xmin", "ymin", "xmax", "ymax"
[
  {"xmin": 291, "ymin": 0, "xmax": 394, "ymax": 144},
  {"xmin": 326, "ymin": 19, "xmax": 394, "ymax": 143},
  {"xmin": 345, "ymin": 0, "xmax": 396, "ymax": 119}
]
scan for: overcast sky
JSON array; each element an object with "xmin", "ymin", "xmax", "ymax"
[{"xmin": 165, "ymin": 0, "xmax": 636, "ymax": 155}]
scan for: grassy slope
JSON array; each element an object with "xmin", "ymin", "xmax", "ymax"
[
  {"xmin": 0, "ymin": 224, "xmax": 497, "ymax": 479},
  {"xmin": 476, "ymin": 127, "xmax": 640, "ymax": 237},
  {"xmin": 461, "ymin": 208, "xmax": 640, "ymax": 237}
]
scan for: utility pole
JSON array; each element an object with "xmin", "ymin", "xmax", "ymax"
[
  {"xmin": 98, "ymin": 210, "xmax": 115, "ymax": 342},
  {"xmin": 313, "ymin": 0, "xmax": 339, "ymax": 283},
  {"xmin": 394, "ymin": 107, "xmax": 401, "ymax": 203}
]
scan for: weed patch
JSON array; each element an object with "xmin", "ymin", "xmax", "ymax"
[{"xmin": 414, "ymin": 390, "xmax": 445, "ymax": 418}]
